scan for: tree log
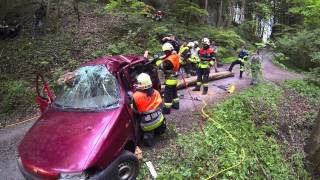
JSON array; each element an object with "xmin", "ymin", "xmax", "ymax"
[{"xmin": 177, "ymin": 71, "xmax": 234, "ymax": 90}]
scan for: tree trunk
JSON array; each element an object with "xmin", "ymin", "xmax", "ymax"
[
  {"xmin": 241, "ymin": 0, "xmax": 246, "ymax": 21},
  {"xmin": 57, "ymin": 0, "xmax": 63, "ymax": 18},
  {"xmin": 204, "ymin": 0, "xmax": 208, "ymax": 11},
  {"xmin": 72, "ymin": 0, "xmax": 80, "ymax": 23},
  {"xmin": 305, "ymin": 110, "xmax": 320, "ymax": 170},
  {"xmin": 217, "ymin": 0, "xmax": 223, "ymax": 26}
]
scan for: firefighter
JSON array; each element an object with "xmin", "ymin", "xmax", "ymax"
[
  {"xmin": 189, "ymin": 41, "xmax": 200, "ymax": 76},
  {"xmin": 192, "ymin": 38, "xmax": 215, "ymax": 95},
  {"xmin": 156, "ymin": 42, "xmax": 180, "ymax": 114},
  {"xmin": 211, "ymin": 41, "xmax": 219, "ymax": 72},
  {"xmin": 161, "ymin": 34, "xmax": 180, "ymax": 53},
  {"xmin": 179, "ymin": 42, "xmax": 192, "ymax": 77},
  {"xmin": 228, "ymin": 47, "xmax": 249, "ymax": 79},
  {"xmin": 132, "ymin": 73, "xmax": 166, "ymax": 146}
]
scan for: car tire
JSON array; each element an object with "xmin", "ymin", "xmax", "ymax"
[
  {"xmin": 89, "ymin": 150, "xmax": 139, "ymax": 180},
  {"xmin": 115, "ymin": 151, "xmax": 140, "ymax": 180}
]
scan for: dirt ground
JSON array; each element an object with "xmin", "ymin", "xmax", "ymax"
[{"xmin": 0, "ymin": 50, "xmax": 302, "ymax": 180}]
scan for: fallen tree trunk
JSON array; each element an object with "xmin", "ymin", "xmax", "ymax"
[
  {"xmin": 177, "ymin": 71, "xmax": 234, "ymax": 90},
  {"xmin": 161, "ymin": 71, "xmax": 234, "ymax": 91}
]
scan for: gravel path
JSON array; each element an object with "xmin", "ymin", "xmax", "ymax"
[{"xmin": 0, "ymin": 50, "xmax": 301, "ymax": 179}]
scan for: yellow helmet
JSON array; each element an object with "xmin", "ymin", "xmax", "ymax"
[
  {"xmin": 202, "ymin": 38, "xmax": 210, "ymax": 45},
  {"xmin": 136, "ymin": 73, "xmax": 152, "ymax": 90},
  {"xmin": 162, "ymin": 42, "xmax": 174, "ymax": 52}
]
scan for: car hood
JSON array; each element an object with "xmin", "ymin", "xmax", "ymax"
[{"xmin": 18, "ymin": 107, "xmax": 121, "ymax": 173}]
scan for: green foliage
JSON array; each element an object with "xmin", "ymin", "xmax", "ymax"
[
  {"xmin": 0, "ymin": 80, "xmax": 35, "ymax": 115},
  {"xmin": 283, "ymin": 79, "xmax": 320, "ymax": 100},
  {"xmin": 272, "ymin": 52, "xmax": 288, "ymax": 69},
  {"xmin": 307, "ymin": 67, "xmax": 320, "ymax": 86},
  {"xmin": 139, "ymin": 83, "xmax": 310, "ymax": 179},
  {"xmin": 275, "ymin": 28, "xmax": 320, "ymax": 70},
  {"xmin": 170, "ymin": 0, "xmax": 208, "ymax": 24},
  {"xmin": 105, "ymin": 0, "xmax": 149, "ymax": 15},
  {"xmin": 289, "ymin": 0, "xmax": 320, "ymax": 28},
  {"xmin": 236, "ymin": 20, "xmax": 260, "ymax": 42}
]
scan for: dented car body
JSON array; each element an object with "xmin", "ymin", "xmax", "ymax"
[{"xmin": 18, "ymin": 55, "xmax": 161, "ymax": 180}]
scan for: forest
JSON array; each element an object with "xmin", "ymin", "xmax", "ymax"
[{"xmin": 0, "ymin": 0, "xmax": 319, "ymax": 179}]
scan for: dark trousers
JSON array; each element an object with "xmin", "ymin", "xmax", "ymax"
[
  {"xmin": 182, "ymin": 62, "xmax": 192, "ymax": 76},
  {"xmin": 196, "ymin": 68, "xmax": 210, "ymax": 87},
  {"xmin": 164, "ymin": 84, "xmax": 178, "ymax": 109},
  {"xmin": 229, "ymin": 60, "xmax": 244, "ymax": 78}
]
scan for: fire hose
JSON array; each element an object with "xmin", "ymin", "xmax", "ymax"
[
  {"xmin": 179, "ymin": 70, "xmax": 246, "ymax": 179},
  {"xmin": 0, "ymin": 115, "xmax": 39, "ymax": 129}
]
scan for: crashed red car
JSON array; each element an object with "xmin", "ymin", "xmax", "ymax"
[{"xmin": 17, "ymin": 55, "xmax": 161, "ymax": 180}]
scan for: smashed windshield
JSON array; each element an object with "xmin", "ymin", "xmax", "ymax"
[{"xmin": 54, "ymin": 65, "xmax": 121, "ymax": 111}]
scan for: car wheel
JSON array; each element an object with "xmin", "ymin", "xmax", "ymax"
[{"xmin": 116, "ymin": 151, "xmax": 139, "ymax": 180}]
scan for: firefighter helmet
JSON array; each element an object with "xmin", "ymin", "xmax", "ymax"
[
  {"xmin": 162, "ymin": 42, "xmax": 174, "ymax": 52},
  {"xmin": 187, "ymin": 42, "xmax": 195, "ymax": 48},
  {"xmin": 202, "ymin": 38, "xmax": 210, "ymax": 45},
  {"xmin": 136, "ymin": 73, "xmax": 152, "ymax": 90}
]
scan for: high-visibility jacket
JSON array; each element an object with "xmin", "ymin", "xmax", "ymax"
[
  {"xmin": 198, "ymin": 47, "xmax": 215, "ymax": 69},
  {"xmin": 165, "ymin": 54, "xmax": 180, "ymax": 72},
  {"xmin": 190, "ymin": 48, "xmax": 200, "ymax": 63},
  {"xmin": 133, "ymin": 90, "xmax": 164, "ymax": 131},
  {"xmin": 133, "ymin": 90, "xmax": 162, "ymax": 113},
  {"xmin": 178, "ymin": 46, "xmax": 190, "ymax": 64},
  {"xmin": 156, "ymin": 54, "xmax": 180, "ymax": 85}
]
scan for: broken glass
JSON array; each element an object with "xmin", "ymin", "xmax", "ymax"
[{"xmin": 54, "ymin": 65, "xmax": 121, "ymax": 111}]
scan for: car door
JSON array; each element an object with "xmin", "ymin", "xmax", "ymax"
[
  {"xmin": 35, "ymin": 74, "xmax": 54, "ymax": 113},
  {"xmin": 119, "ymin": 71, "xmax": 141, "ymax": 140}
]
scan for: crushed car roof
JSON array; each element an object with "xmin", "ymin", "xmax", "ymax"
[{"xmin": 81, "ymin": 55, "xmax": 146, "ymax": 73}]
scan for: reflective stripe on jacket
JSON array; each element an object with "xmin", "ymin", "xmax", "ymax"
[{"xmin": 140, "ymin": 112, "xmax": 164, "ymax": 131}]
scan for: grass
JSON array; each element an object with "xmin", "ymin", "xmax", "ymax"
[{"xmin": 138, "ymin": 82, "xmax": 315, "ymax": 179}]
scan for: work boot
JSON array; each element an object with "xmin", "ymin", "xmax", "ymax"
[
  {"xmin": 162, "ymin": 107, "xmax": 171, "ymax": 114},
  {"xmin": 172, "ymin": 102, "xmax": 179, "ymax": 110},
  {"xmin": 192, "ymin": 86, "xmax": 201, "ymax": 91},
  {"xmin": 143, "ymin": 132, "xmax": 154, "ymax": 147},
  {"xmin": 202, "ymin": 87, "xmax": 208, "ymax": 95}
]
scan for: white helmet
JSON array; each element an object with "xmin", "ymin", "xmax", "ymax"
[
  {"xmin": 202, "ymin": 38, "xmax": 210, "ymax": 45},
  {"xmin": 162, "ymin": 42, "xmax": 174, "ymax": 52},
  {"xmin": 136, "ymin": 73, "xmax": 152, "ymax": 90},
  {"xmin": 187, "ymin": 42, "xmax": 195, "ymax": 48}
]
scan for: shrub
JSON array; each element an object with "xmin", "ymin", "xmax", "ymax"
[
  {"xmin": 0, "ymin": 80, "xmax": 35, "ymax": 115},
  {"xmin": 275, "ymin": 28, "xmax": 320, "ymax": 70}
]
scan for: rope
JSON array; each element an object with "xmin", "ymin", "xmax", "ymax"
[
  {"xmin": 0, "ymin": 116, "xmax": 39, "ymax": 129},
  {"xmin": 179, "ymin": 70, "xmax": 205, "ymax": 135},
  {"xmin": 201, "ymin": 100, "xmax": 246, "ymax": 180},
  {"xmin": 179, "ymin": 69, "xmax": 246, "ymax": 179}
]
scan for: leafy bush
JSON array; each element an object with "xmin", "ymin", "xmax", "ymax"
[
  {"xmin": 236, "ymin": 20, "xmax": 260, "ymax": 42},
  {"xmin": 105, "ymin": 0, "xmax": 149, "ymax": 15},
  {"xmin": 275, "ymin": 28, "xmax": 320, "ymax": 70},
  {"xmin": 0, "ymin": 80, "xmax": 35, "ymax": 115},
  {"xmin": 283, "ymin": 79, "xmax": 320, "ymax": 101}
]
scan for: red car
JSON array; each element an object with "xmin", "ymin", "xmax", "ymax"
[{"xmin": 17, "ymin": 55, "xmax": 161, "ymax": 180}]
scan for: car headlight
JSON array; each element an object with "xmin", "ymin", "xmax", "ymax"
[{"xmin": 59, "ymin": 172, "xmax": 87, "ymax": 180}]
